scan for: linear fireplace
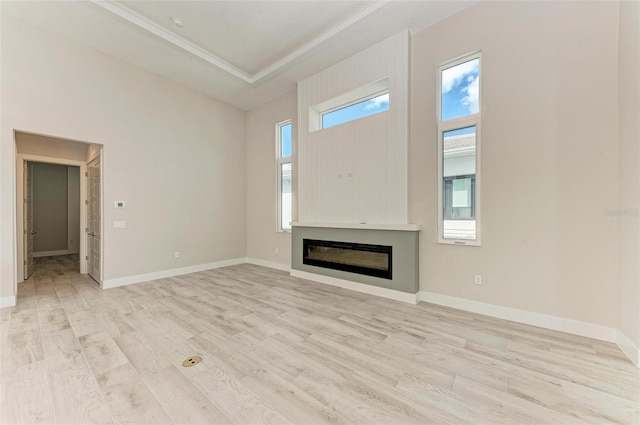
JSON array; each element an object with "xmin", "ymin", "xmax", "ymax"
[
  {"xmin": 303, "ymin": 239, "xmax": 392, "ymax": 279},
  {"xmin": 292, "ymin": 224, "xmax": 419, "ymax": 299}
]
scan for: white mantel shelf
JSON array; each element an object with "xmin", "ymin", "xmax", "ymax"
[{"xmin": 291, "ymin": 222, "xmax": 421, "ymax": 232}]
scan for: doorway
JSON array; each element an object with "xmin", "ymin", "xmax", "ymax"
[
  {"xmin": 15, "ymin": 131, "xmax": 103, "ymax": 288},
  {"xmin": 23, "ymin": 161, "xmax": 81, "ymax": 280}
]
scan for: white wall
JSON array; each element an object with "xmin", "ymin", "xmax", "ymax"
[
  {"xmin": 1, "ymin": 15, "xmax": 246, "ymax": 299},
  {"xmin": 410, "ymin": 1, "xmax": 621, "ymax": 329},
  {"xmin": 246, "ymin": 91, "xmax": 296, "ymax": 269},
  {"xmin": 297, "ymin": 31, "xmax": 409, "ymax": 225},
  {"xmin": 618, "ymin": 0, "xmax": 640, "ymax": 363}
]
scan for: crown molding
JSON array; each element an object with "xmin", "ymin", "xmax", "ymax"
[
  {"xmin": 91, "ymin": 0, "xmax": 253, "ymax": 82},
  {"xmin": 91, "ymin": 0, "xmax": 389, "ymax": 86}
]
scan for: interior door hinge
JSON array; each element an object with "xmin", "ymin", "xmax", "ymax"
[
  {"xmin": 24, "ymin": 260, "xmax": 26, "ymax": 265},
  {"xmin": 85, "ymin": 200, "xmax": 89, "ymax": 205},
  {"xmin": 85, "ymin": 172, "xmax": 88, "ymax": 177},
  {"xmin": 85, "ymin": 256, "xmax": 88, "ymax": 260}
]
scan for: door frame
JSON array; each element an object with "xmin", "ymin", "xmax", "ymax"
[
  {"xmin": 16, "ymin": 154, "xmax": 89, "ymax": 281},
  {"xmin": 86, "ymin": 154, "xmax": 102, "ymax": 285}
]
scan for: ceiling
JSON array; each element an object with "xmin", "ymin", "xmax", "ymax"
[{"xmin": 1, "ymin": 1, "xmax": 477, "ymax": 111}]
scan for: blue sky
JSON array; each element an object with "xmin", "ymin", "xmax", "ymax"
[
  {"xmin": 444, "ymin": 126, "xmax": 476, "ymax": 137},
  {"xmin": 322, "ymin": 93, "xmax": 389, "ymax": 129},
  {"xmin": 441, "ymin": 58, "xmax": 479, "ymax": 122},
  {"xmin": 281, "ymin": 123, "xmax": 292, "ymax": 157}
]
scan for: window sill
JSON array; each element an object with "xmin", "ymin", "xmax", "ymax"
[{"xmin": 437, "ymin": 239, "xmax": 481, "ymax": 247}]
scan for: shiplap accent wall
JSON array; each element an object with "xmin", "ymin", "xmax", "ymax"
[{"xmin": 297, "ymin": 31, "xmax": 410, "ymax": 224}]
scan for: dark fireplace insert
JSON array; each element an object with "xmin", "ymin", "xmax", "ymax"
[{"xmin": 303, "ymin": 239, "xmax": 392, "ymax": 279}]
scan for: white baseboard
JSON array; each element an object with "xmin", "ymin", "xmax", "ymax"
[
  {"xmin": 102, "ymin": 257, "xmax": 247, "ymax": 289},
  {"xmin": 418, "ymin": 291, "xmax": 617, "ymax": 342},
  {"xmin": 291, "ymin": 269, "xmax": 418, "ymax": 304},
  {"xmin": 34, "ymin": 250, "xmax": 75, "ymax": 258},
  {"xmin": 616, "ymin": 330, "xmax": 640, "ymax": 367},
  {"xmin": 0, "ymin": 296, "xmax": 16, "ymax": 308},
  {"xmin": 246, "ymin": 258, "xmax": 291, "ymax": 272}
]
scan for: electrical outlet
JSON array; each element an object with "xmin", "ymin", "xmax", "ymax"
[
  {"xmin": 174, "ymin": 251, "xmax": 180, "ymax": 258},
  {"xmin": 275, "ymin": 248, "xmax": 279, "ymax": 254},
  {"xmin": 474, "ymin": 275, "xmax": 482, "ymax": 285}
]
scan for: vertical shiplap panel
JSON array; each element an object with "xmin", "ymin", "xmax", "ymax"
[
  {"xmin": 387, "ymin": 31, "xmax": 409, "ymax": 224},
  {"xmin": 298, "ymin": 30, "xmax": 409, "ymax": 224}
]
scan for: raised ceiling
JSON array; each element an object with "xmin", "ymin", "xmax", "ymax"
[{"xmin": 1, "ymin": 1, "xmax": 477, "ymax": 110}]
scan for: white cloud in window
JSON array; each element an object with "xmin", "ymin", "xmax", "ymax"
[
  {"xmin": 441, "ymin": 59, "xmax": 479, "ymax": 94},
  {"xmin": 364, "ymin": 93, "xmax": 389, "ymax": 110},
  {"xmin": 461, "ymin": 74, "xmax": 479, "ymax": 114}
]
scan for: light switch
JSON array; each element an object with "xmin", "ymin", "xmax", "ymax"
[{"xmin": 113, "ymin": 220, "xmax": 126, "ymax": 229}]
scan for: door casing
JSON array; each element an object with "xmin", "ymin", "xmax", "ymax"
[
  {"xmin": 87, "ymin": 155, "xmax": 102, "ymax": 284},
  {"xmin": 23, "ymin": 161, "xmax": 34, "ymax": 280},
  {"xmin": 15, "ymin": 153, "xmax": 92, "ymax": 282}
]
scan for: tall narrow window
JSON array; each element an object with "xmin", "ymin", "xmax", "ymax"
[
  {"xmin": 438, "ymin": 54, "xmax": 481, "ymax": 244},
  {"xmin": 277, "ymin": 120, "xmax": 292, "ymax": 231}
]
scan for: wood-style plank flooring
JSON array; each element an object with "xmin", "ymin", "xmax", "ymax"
[{"xmin": 1, "ymin": 255, "xmax": 638, "ymax": 424}]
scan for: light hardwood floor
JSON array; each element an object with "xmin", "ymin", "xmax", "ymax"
[{"xmin": 1, "ymin": 255, "xmax": 638, "ymax": 424}]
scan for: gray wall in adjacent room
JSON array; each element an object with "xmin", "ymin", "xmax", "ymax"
[{"xmin": 33, "ymin": 162, "xmax": 80, "ymax": 254}]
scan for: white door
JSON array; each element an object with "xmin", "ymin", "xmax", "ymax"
[
  {"xmin": 23, "ymin": 161, "xmax": 35, "ymax": 279},
  {"xmin": 87, "ymin": 156, "xmax": 101, "ymax": 284}
]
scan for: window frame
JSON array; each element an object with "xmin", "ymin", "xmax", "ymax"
[
  {"xmin": 276, "ymin": 120, "xmax": 292, "ymax": 232},
  {"xmin": 320, "ymin": 89, "xmax": 389, "ymax": 130},
  {"xmin": 308, "ymin": 78, "xmax": 389, "ymax": 132},
  {"xmin": 437, "ymin": 52, "xmax": 482, "ymax": 246}
]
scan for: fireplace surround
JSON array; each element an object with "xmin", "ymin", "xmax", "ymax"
[{"xmin": 291, "ymin": 223, "xmax": 420, "ymax": 299}]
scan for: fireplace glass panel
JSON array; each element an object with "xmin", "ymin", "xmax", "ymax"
[{"xmin": 303, "ymin": 239, "xmax": 392, "ymax": 279}]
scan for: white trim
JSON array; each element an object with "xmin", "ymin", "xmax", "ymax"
[
  {"xmin": 0, "ymin": 296, "xmax": 17, "ymax": 309},
  {"xmin": 418, "ymin": 291, "xmax": 617, "ymax": 342},
  {"xmin": 291, "ymin": 269, "xmax": 418, "ymax": 304},
  {"xmin": 102, "ymin": 257, "xmax": 247, "ymax": 289},
  {"xmin": 91, "ymin": 0, "xmax": 389, "ymax": 85},
  {"xmin": 292, "ymin": 222, "xmax": 421, "ymax": 231},
  {"xmin": 34, "ymin": 250, "xmax": 76, "ymax": 258},
  {"xmin": 246, "ymin": 258, "xmax": 291, "ymax": 273},
  {"xmin": 616, "ymin": 330, "xmax": 640, "ymax": 367}
]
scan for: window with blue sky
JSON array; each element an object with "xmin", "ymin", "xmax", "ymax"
[
  {"xmin": 441, "ymin": 57, "xmax": 479, "ymax": 123},
  {"xmin": 280, "ymin": 122, "xmax": 292, "ymax": 157},
  {"xmin": 438, "ymin": 53, "xmax": 481, "ymax": 244},
  {"xmin": 322, "ymin": 92, "xmax": 389, "ymax": 129},
  {"xmin": 277, "ymin": 120, "xmax": 292, "ymax": 231}
]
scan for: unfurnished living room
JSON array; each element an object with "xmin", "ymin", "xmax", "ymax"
[{"xmin": 1, "ymin": 1, "xmax": 639, "ymax": 424}]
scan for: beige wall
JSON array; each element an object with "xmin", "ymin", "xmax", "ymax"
[
  {"xmin": 246, "ymin": 91, "xmax": 296, "ymax": 267},
  {"xmin": 410, "ymin": 1, "xmax": 621, "ymax": 328},
  {"xmin": 618, "ymin": 0, "xmax": 640, "ymax": 358},
  {"xmin": 1, "ymin": 15, "xmax": 246, "ymax": 298}
]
